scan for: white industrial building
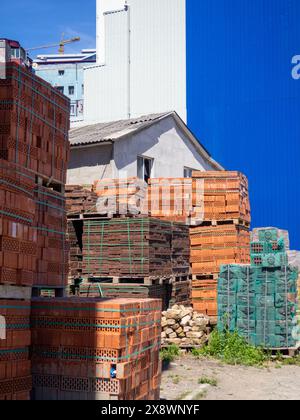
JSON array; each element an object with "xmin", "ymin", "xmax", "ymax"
[
  {"xmin": 67, "ymin": 112, "xmax": 222, "ymax": 185},
  {"xmin": 82, "ymin": 0, "xmax": 187, "ymax": 125}
]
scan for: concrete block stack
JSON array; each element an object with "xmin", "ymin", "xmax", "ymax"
[{"xmin": 31, "ymin": 298, "xmax": 162, "ymax": 400}]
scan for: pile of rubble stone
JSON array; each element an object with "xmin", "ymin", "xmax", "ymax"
[{"xmin": 161, "ymin": 305, "xmax": 211, "ymax": 347}]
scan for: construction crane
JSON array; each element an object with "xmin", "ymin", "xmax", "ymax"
[{"xmin": 27, "ymin": 35, "xmax": 81, "ymax": 54}]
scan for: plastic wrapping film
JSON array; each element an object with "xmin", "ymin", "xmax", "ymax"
[
  {"xmin": 251, "ymin": 227, "xmax": 290, "ymax": 251},
  {"xmin": 218, "ymin": 264, "xmax": 298, "ymax": 348}
]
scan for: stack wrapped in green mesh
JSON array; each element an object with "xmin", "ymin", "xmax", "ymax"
[
  {"xmin": 250, "ymin": 229, "xmax": 287, "ymax": 268},
  {"xmin": 218, "ymin": 264, "xmax": 298, "ymax": 348}
]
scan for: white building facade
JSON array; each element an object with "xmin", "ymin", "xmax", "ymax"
[{"xmin": 83, "ymin": 0, "xmax": 187, "ymax": 125}]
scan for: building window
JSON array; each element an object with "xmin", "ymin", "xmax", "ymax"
[
  {"xmin": 70, "ymin": 104, "xmax": 76, "ymax": 116},
  {"xmin": 137, "ymin": 156, "xmax": 153, "ymax": 183},
  {"xmin": 56, "ymin": 86, "xmax": 64, "ymax": 94},
  {"xmin": 68, "ymin": 86, "xmax": 75, "ymax": 96},
  {"xmin": 184, "ymin": 167, "xmax": 194, "ymax": 178},
  {"xmin": 58, "ymin": 70, "xmax": 65, "ymax": 76}
]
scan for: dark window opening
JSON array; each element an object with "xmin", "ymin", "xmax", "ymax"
[{"xmin": 137, "ymin": 156, "xmax": 153, "ymax": 184}]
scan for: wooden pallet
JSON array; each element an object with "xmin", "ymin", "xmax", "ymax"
[
  {"xmin": 191, "ymin": 273, "xmax": 219, "ymax": 281},
  {"xmin": 196, "ymin": 219, "xmax": 250, "ymax": 228},
  {"xmin": 266, "ymin": 347, "xmax": 299, "ymax": 358},
  {"xmin": 67, "ymin": 213, "xmax": 143, "ymax": 221},
  {"xmin": 87, "ymin": 276, "xmax": 173, "ymax": 286},
  {"xmin": 173, "ymin": 275, "xmax": 190, "ymax": 283}
]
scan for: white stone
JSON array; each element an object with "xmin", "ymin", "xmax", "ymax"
[{"xmin": 180, "ymin": 315, "xmax": 191, "ymax": 326}]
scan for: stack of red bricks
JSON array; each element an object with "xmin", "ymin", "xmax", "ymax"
[
  {"xmin": 0, "ymin": 62, "xmax": 70, "ymax": 183},
  {"xmin": 35, "ymin": 185, "xmax": 69, "ymax": 287},
  {"xmin": 67, "ymin": 220, "xmax": 83, "ymax": 279},
  {"xmin": 82, "ymin": 218, "xmax": 174, "ymax": 278},
  {"xmin": 0, "ymin": 300, "xmax": 32, "ymax": 400},
  {"xmin": 65, "ymin": 185, "xmax": 97, "ymax": 215},
  {"xmin": 0, "ymin": 61, "xmax": 70, "ymax": 399},
  {"xmin": 0, "ymin": 62, "xmax": 70, "ymax": 290},
  {"xmin": 0, "ymin": 160, "xmax": 36, "ymax": 287},
  {"xmin": 190, "ymin": 171, "xmax": 251, "ymax": 318},
  {"xmin": 31, "ymin": 298, "xmax": 162, "ymax": 400}
]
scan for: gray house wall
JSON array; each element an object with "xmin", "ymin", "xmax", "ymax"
[
  {"xmin": 67, "ymin": 143, "xmax": 114, "ymax": 185},
  {"xmin": 67, "ymin": 116, "xmax": 218, "ymax": 185},
  {"xmin": 113, "ymin": 115, "xmax": 215, "ymax": 178}
]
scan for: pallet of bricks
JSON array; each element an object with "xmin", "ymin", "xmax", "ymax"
[
  {"xmin": 31, "ymin": 297, "xmax": 162, "ymax": 400},
  {"xmin": 0, "ymin": 299, "xmax": 31, "ymax": 400},
  {"xmin": 78, "ymin": 283, "xmax": 171, "ymax": 310},
  {"xmin": 79, "ymin": 217, "xmax": 190, "ymax": 308},
  {"xmin": 67, "ymin": 219, "xmax": 83, "ymax": 280},
  {"xmin": 190, "ymin": 171, "xmax": 251, "ymax": 319},
  {"xmin": 0, "ymin": 60, "xmax": 70, "ymax": 399},
  {"xmin": 0, "ymin": 60, "xmax": 70, "ymax": 298},
  {"xmin": 0, "ymin": 160, "xmax": 35, "ymax": 399},
  {"xmin": 218, "ymin": 228, "xmax": 299, "ymax": 350}
]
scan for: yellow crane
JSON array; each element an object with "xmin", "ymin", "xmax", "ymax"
[{"xmin": 27, "ymin": 35, "xmax": 81, "ymax": 54}]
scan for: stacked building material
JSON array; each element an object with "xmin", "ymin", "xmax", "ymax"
[
  {"xmin": 191, "ymin": 280, "xmax": 218, "ymax": 318},
  {"xmin": 82, "ymin": 217, "xmax": 189, "ymax": 279},
  {"xmin": 0, "ymin": 299, "xmax": 32, "ymax": 400},
  {"xmin": 218, "ymin": 231, "xmax": 299, "ymax": 349},
  {"xmin": 65, "ymin": 185, "xmax": 97, "ymax": 215},
  {"xmin": 34, "ymin": 185, "xmax": 69, "ymax": 287},
  {"xmin": 0, "ymin": 59, "xmax": 70, "ymax": 400},
  {"xmin": 190, "ymin": 224, "xmax": 250, "ymax": 276},
  {"xmin": 172, "ymin": 222, "xmax": 190, "ymax": 276},
  {"xmin": 67, "ymin": 220, "xmax": 83, "ymax": 278},
  {"xmin": 146, "ymin": 178, "xmax": 193, "ymax": 223},
  {"xmin": 94, "ymin": 178, "xmax": 148, "ymax": 216},
  {"xmin": 251, "ymin": 227, "xmax": 290, "ymax": 251},
  {"xmin": 161, "ymin": 305, "xmax": 210, "ymax": 347},
  {"xmin": 168, "ymin": 279, "xmax": 191, "ymax": 308},
  {"xmin": 0, "ymin": 61, "xmax": 70, "ymax": 290},
  {"xmin": 0, "ymin": 62, "xmax": 70, "ymax": 184},
  {"xmin": 76, "ymin": 279, "xmax": 191, "ymax": 310},
  {"xmin": 31, "ymin": 298, "xmax": 162, "ymax": 400},
  {"xmin": 192, "ymin": 171, "xmax": 251, "ymax": 224},
  {"xmin": 0, "ymin": 159, "xmax": 36, "ymax": 287},
  {"xmin": 189, "ymin": 171, "xmax": 251, "ymax": 318},
  {"xmin": 77, "ymin": 282, "xmax": 169, "ymax": 307}
]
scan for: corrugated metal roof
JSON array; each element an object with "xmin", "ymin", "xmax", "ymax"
[{"xmin": 69, "ymin": 113, "xmax": 170, "ymax": 146}]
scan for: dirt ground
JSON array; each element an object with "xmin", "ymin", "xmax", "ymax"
[{"xmin": 160, "ymin": 354, "xmax": 300, "ymax": 400}]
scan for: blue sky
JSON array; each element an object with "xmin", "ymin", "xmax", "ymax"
[{"xmin": 1, "ymin": 0, "xmax": 96, "ymax": 54}]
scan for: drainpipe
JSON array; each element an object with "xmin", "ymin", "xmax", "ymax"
[{"xmin": 125, "ymin": 2, "xmax": 131, "ymax": 119}]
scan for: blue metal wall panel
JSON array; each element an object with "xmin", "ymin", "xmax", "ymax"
[{"xmin": 187, "ymin": 0, "xmax": 300, "ymax": 248}]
